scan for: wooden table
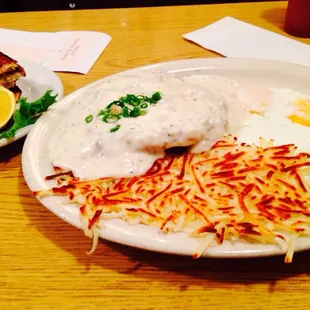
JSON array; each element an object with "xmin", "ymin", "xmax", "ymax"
[{"xmin": 1, "ymin": 1, "xmax": 310, "ymax": 309}]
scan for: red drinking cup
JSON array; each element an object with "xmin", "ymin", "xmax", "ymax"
[{"xmin": 285, "ymin": 0, "xmax": 310, "ymax": 38}]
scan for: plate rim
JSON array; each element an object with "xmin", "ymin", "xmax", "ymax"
[{"xmin": 22, "ymin": 57, "xmax": 310, "ymax": 259}]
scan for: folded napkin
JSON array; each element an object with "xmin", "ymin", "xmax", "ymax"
[
  {"xmin": 183, "ymin": 17, "xmax": 310, "ymax": 67},
  {"xmin": 0, "ymin": 29, "xmax": 111, "ymax": 74}
]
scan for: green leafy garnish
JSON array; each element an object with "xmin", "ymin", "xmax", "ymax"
[
  {"xmin": 88, "ymin": 92, "xmax": 162, "ymax": 133},
  {"xmin": 0, "ymin": 90, "xmax": 57, "ymax": 140}
]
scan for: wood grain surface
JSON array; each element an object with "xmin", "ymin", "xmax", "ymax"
[{"xmin": 1, "ymin": 2, "xmax": 310, "ymax": 309}]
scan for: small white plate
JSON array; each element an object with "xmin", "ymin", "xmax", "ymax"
[
  {"xmin": 22, "ymin": 58, "xmax": 310, "ymax": 259},
  {"xmin": 0, "ymin": 60, "xmax": 64, "ymax": 148}
]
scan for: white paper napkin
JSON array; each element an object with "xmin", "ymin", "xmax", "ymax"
[
  {"xmin": 183, "ymin": 17, "xmax": 310, "ymax": 67},
  {"xmin": 0, "ymin": 29, "xmax": 111, "ymax": 74}
]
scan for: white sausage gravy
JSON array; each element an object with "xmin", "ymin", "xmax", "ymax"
[{"xmin": 48, "ymin": 73, "xmax": 245, "ymax": 180}]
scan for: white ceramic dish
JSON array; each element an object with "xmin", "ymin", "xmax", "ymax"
[
  {"xmin": 0, "ymin": 60, "xmax": 64, "ymax": 148},
  {"xmin": 22, "ymin": 58, "xmax": 310, "ymax": 258}
]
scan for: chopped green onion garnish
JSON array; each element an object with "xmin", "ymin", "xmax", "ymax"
[
  {"xmin": 130, "ymin": 107, "xmax": 140, "ymax": 117},
  {"xmin": 85, "ymin": 114, "xmax": 93, "ymax": 123},
  {"xmin": 97, "ymin": 109, "xmax": 109, "ymax": 116},
  {"xmin": 122, "ymin": 106, "xmax": 130, "ymax": 117},
  {"xmin": 102, "ymin": 114, "xmax": 121, "ymax": 123},
  {"xmin": 87, "ymin": 91, "xmax": 162, "ymax": 133},
  {"xmin": 110, "ymin": 124, "xmax": 121, "ymax": 133},
  {"xmin": 106, "ymin": 101, "xmax": 119, "ymax": 109},
  {"xmin": 152, "ymin": 92, "xmax": 162, "ymax": 101}
]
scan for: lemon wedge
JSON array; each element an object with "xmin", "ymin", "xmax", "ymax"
[{"xmin": 0, "ymin": 86, "xmax": 16, "ymax": 130}]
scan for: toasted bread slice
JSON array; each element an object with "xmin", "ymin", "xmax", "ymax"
[
  {"xmin": 9, "ymin": 85, "xmax": 22, "ymax": 102},
  {"xmin": 2, "ymin": 80, "xmax": 16, "ymax": 89},
  {"xmin": 0, "ymin": 52, "xmax": 26, "ymax": 75},
  {"xmin": 0, "ymin": 66, "xmax": 26, "ymax": 87},
  {"xmin": 0, "ymin": 52, "xmax": 18, "ymax": 74},
  {"xmin": 0, "ymin": 52, "xmax": 26, "ymax": 102},
  {"xmin": 0, "ymin": 51, "xmax": 26, "ymax": 84}
]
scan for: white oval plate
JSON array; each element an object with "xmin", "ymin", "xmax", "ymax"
[
  {"xmin": 22, "ymin": 58, "xmax": 310, "ymax": 259},
  {"xmin": 0, "ymin": 60, "xmax": 64, "ymax": 148}
]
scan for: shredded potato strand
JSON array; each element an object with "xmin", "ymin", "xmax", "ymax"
[{"xmin": 35, "ymin": 135, "xmax": 310, "ymax": 263}]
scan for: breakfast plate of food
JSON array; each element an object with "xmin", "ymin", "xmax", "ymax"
[
  {"xmin": 22, "ymin": 58, "xmax": 310, "ymax": 263},
  {"xmin": 0, "ymin": 52, "xmax": 64, "ymax": 147}
]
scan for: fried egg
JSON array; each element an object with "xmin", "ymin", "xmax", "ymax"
[{"xmin": 236, "ymin": 86, "xmax": 310, "ymax": 152}]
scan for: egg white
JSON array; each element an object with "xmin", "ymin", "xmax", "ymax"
[{"xmin": 235, "ymin": 87, "xmax": 310, "ymax": 152}]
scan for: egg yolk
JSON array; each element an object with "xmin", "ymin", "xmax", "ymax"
[{"xmin": 288, "ymin": 99, "xmax": 310, "ymax": 127}]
